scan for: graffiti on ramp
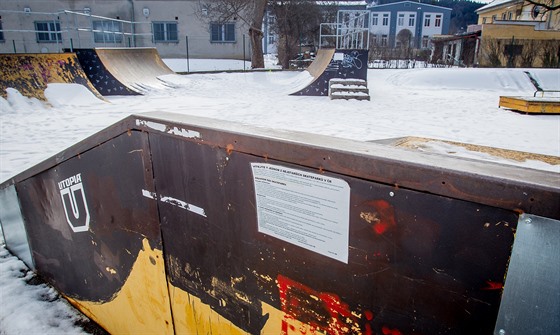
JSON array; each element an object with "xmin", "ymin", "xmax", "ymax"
[{"xmin": 0, "ymin": 53, "xmax": 103, "ymax": 101}]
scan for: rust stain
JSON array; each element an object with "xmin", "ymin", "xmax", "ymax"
[{"xmin": 226, "ymin": 143, "xmax": 234, "ymax": 155}]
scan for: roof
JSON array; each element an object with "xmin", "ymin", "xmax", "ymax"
[
  {"xmin": 367, "ymin": 1, "xmax": 452, "ymax": 12},
  {"xmin": 476, "ymin": 0, "xmax": 522, "ymax": 13}
]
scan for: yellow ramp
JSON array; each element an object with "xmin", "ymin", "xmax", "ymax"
[
  {"xmin": 0, "ymin": 53, "xmax": 103, "ymax": 101},
  {"xmin": 95, "ymin": 48, "xmax": 175, "ymax": 94},
  {"xmin": 499, "ymin": 96, "xmax": 560, "ymax": 114}
]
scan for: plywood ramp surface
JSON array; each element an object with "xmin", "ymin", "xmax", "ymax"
[{"xmin": 95, "ymin": 48, "xmax": 175, "ymax": 93}]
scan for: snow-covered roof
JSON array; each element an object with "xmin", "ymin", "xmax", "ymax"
[
  {"xmin": 367, "ymin": 1, "xmax": 452, "ymax": 11},
  {"xmin": 476, "ymin": 0, "xmax": 522, "ymax": 13}
]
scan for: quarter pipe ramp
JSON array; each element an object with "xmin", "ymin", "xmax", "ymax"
[
  {"xmin": 0, "ymin": 53, "xmax": 103, "ymax": 101},
  {"xmin": 291, "ymin": 49, "xmax": 368, "ymax": 96},
  {"xmin": 71, "ymin": 49, "xmax": 141, "ymax": 96},
  {"xmin": 92, "ymin": 48, "xmax": 175, "ymax": 94}
]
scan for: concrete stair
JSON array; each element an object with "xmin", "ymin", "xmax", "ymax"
[{"xmin": 329, "ymin": 79, "xmax": 370, "ymax": 101}]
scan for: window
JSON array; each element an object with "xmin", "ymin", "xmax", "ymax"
[
  {"xmin": 424, "ymin": 15, "xmax": 431, "ymax": 27},
  {"xmin": 501, "ymin": 13, "xmax": 506, "ymax": 20},
  {"xmin": 482, "ymin": 17, "xmax": 487, "ymax": 24},
  {"xmin": 0, "ymin": 19, "xmax": 4, "ymax": 42},
  {"xmin": 211, "ymin": 23, "xmax": 235, "ymax": 42},
  {"xmin": 267, "ymin": 15, "xmax": 275, "ymax": 26},
  {"xmin": 398, "ymin": 14, "xmax": 405, "ymax": 26},
  {"xmin": 153, "ymin": 22, "xmax": 178, "ymax": 42},
  {"xmin": 435, "ymin": 15, "xmax": 442, "ymax": 27},
  {"xmin": 508, "ymin": 11, "xmax": 513, "ymax": 20},
  {"xmin": 382, "ymin": 14, "xmax": 389, "ymax": 26},
  {"xmin": 371, "ymin": 34, "xmax": 377, "ymax": 45},
  {"xmin": 93, "ymin": 20, "xmax": 123, "ymax": 43},
  {"xmin": 422, "ymin": 35, "xmax": 429, "ymax": 48},
  {"xmin": 381, "ymin": 34, "xmax": 388, "ymax": 47},
  {"xmin": 409, "ymin": 14, "xmax": 416, "ymax": 27},
  {"xmin": 267, "ymin": 35, "xmax": 274, "ymax": 44},
  {"xmin": 492, "ymin": 15, "xmax": 497, "ymax": 22},
  {"xmin": 372, "ymin": 14, "xmax": 378, "ymax": 26},
  {"xmin": 35, "ymin": 21, "xmax": 62, "ymax": 42}
]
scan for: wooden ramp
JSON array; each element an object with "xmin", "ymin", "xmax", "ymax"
[
  {"xmin": 94, "ymin": 47, "xmax": 175, "ymax": 94},
  {"xmin": 0, "ymin": 53, "xmax": 103, "ymax": 101},
  {"xmin": 499, "ymin": 96, "xmax": 560, "ymax": 114}
]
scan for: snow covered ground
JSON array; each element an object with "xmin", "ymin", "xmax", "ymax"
[{"xmin": 0, "ymin": 58, "xmax": 559, "ymax": 334}]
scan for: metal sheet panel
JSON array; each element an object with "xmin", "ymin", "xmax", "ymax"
[
  {"xmin": 15, "ymin": 131, "xmax": 173, "ymax": 335},
  {"xmin": 150, "ymin": 132, "xmax": 518, "ymax": 334},
  {"xmin": 494, "ymin": 214, "xmax": 560, "ymax": 335},
  {"xmin": 0, "ymin": 185, "xmax": 34, "ymax": 269}
]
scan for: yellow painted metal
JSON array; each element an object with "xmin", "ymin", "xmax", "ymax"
[
  {"xmin": 0, "ymin": 53, "xmax": 103, "ymax": 101},
  {"xmin": 168, "ymin": 282, "xmax": 288, "ymax": 335},
  {"xmin": 66, "ymin": 239, "xmax": 174, "ymax": 335},
  {"xmin": 499, "ymin": 96, "xmax": 560, "ymax": 114}
]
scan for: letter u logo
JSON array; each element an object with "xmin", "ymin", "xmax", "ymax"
[{"xmin": 60, "ymin": 183, "xmax": 90, "ymax": 233}]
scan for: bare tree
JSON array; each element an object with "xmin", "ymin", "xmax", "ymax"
[
  {"xmin": 197, "ymin": 0, "xmax": 267, "ymax": 68},
  {"xmin": 481, "ymin": 38, "xmax": 504, "ymax": 67},
  {"xmin": 525, "ymin": 0, "xmax": 560, "ymax": 11},
  {"xmin": 269, "ymin": 1, "xmax": 335, "ymax": 69}
]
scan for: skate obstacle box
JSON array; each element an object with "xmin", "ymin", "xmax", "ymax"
[{"xmin": 0, "ymin": 113, "xmax": 558, "ymax": 335}]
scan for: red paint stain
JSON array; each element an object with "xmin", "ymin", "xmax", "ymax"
[
  {"xmin": 368, "ymin": 200, "xmax": 396, "ymax": 235},
  {"xmin": 382, "ymin": 325, "xmax": 403, "ymax": 335},
  {"xmin": 364, "ymin": 310, "xmax": 374, "ymax": 321},
  {"xmin": 482, "ymin": 280, "xmax": 503, "ymax": 290},
  {"xmin": 277, "ymin": 274, "xmax": 359, "ymax": 334},
  {"xmin": 364, "ymin": 323, "xmax": 373, "ymax": 335}
]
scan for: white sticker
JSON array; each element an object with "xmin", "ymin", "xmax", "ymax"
[
  {"xmin": 333, "ymin": 52, "xmax": 344, "ymax": 61},
  {"xmin": 251, "ymin": 163, "xmax": 350, "ymax": 263}
]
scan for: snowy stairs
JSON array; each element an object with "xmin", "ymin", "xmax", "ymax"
[{"xmin": 329, "ymin": 79, "xmax": 370, "ymax": 101}]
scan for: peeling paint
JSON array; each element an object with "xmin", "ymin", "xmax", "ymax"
[
  {"xmin": 142, "ymin": 189, "xmax": 207, "ymax": 217},
  {"xmin": 136, "ymin": 120, "xmax": 201, "ymax": 139}
]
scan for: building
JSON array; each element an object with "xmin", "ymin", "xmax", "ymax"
[
  {"xmin": 430, "ymin": 30, "xmax": 481, "ymax": 66},
  {"xmin": 475, "ymin": 0, "xmax": 560, "ymax": 67},
  {"xmin": 367, "ymin": 1, "xmax": 451, "ymax": 49},
  {"xmin": 0, "ymin": 0, "xmax": 251, "ymax": 59}
]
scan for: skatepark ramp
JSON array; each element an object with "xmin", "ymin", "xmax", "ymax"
[
  {"xmin": 90, "ymin": 47, "xmax": 175, "ymax": 94},
  {"xmin": 70, "ymin": 49, "xmax": 141, "ymax": 96},
  {"xmin": 0, "ymin": 53, "xmax": 103, "ymax": 101},
  {"xmin": 290, "ymin": 48, "xmax": 368, "ymax": 96},
  {"xmin": 1, "ymin": 113, "xmax": 559, "ymax": 335}
]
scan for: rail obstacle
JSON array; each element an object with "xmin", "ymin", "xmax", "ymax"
[{"xmin": 0, "ymin": 113, "xmax": 558, "ymax": 334}]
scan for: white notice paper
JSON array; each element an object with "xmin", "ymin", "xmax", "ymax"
[{"xmin": 251, "ymin": 163, "xmax": 350, "ymax": 263}]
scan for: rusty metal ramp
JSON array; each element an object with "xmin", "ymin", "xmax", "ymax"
[
  {"xmin": 1, "ymin": 113, "xmax": 559, "ymax": 335},
  {"xmin": 93, "ymin": 48, "xmax": 175, "ymax": 94},
  {"xmin": 0, "ymin": 53, "xmax": 103, "ymax": 101}
]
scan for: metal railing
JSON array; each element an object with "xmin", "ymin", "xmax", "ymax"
[{"xmin": 320, "ymin": 10, "xmax": 369, "ymax": 49}]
